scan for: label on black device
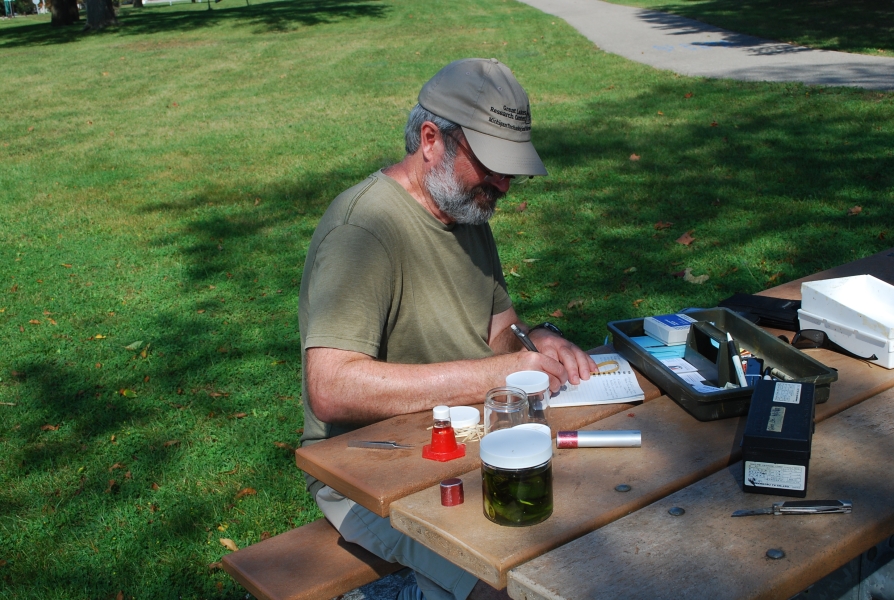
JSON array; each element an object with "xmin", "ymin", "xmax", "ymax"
[
  {"xmin": 766, "ymin": 406, "xmax": 785, "ymax": 432},
  {"xmin": 772, "ymin": 382, "xmax": 802, "ymax": 404},
  {"xmin": 745, "ymin": 461, "xmax": 806, "ymax": 491}
]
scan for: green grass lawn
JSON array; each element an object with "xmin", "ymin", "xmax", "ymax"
[
  {"xmin": 1, "ymin": 0, "xmax": 893, "ymax": 598},
  {"xmin": 603, "ymin": 0, "xmax": 894, "ymax": 55}
]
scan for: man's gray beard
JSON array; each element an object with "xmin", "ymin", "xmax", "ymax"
[{"xmin": 425, "ymin": 152, "xmax": 504, "ymax": 225}]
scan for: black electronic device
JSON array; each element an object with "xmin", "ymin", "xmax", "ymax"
[
  {"xmin": 742, "ymin": 379, "xmax": 815, "ymax": 498},
  {"xmin": 718, "ymin": 293, "xmax": 801, "ymax": 331}
]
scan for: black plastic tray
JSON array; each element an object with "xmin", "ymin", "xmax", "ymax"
[{"xmin": 608, "ymin": 308, "xmax": 838, "ymax": 421}]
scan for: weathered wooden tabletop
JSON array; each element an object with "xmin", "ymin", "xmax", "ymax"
[
  {"xmin": 388, "ymin": 354, "xmax": 894, "ymax": 588},
  {"xmin": 507, "ymin": 387, "xmax": 894, "ymax": 600},
  {"xmin": 295, "ymin": 348, "xmax": 661, "ymax": 517},
  {"xmin": 387, "ymin": 249, "xmax": 894, "ymax": 588}
]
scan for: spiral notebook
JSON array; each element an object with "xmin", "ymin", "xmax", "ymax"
[{"xmin": 549, "ymin": 353, "xmax": 645, "ymax": 407}]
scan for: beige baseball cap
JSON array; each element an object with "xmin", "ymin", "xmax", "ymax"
[{"xmin": 418, "ymin": 58, "xmax": 548, "ymax": 177}]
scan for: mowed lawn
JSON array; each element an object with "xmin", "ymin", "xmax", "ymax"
[{"xmin": 1, "ymin": 0, "xmax": 893, "ymax": 598}]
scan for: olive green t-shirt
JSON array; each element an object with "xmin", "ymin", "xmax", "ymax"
[{"xmin": 299, "ymin": 171, "xmax": 512, "ymax": 461}]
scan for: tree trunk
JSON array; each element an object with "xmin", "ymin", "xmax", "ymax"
[
  {"xmin": 84, "ymin": 0, "xmax": 116, "ymax": 29},
  {"xmin": 49, "ymin": 0, "xmax": 80, "ymax": 25},
  {"xmin": 132, "ymin": 0, "xmax": 142, "ymax": 8}
]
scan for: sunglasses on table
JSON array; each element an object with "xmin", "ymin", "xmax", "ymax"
[{"xmin": 781, "ymin": 329, "xmax": 878, "ymax": 361}]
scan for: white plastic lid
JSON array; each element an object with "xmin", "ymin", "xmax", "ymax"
[
  {"xmin": 513, "ymin": 423, "xmax": 551, "ymax": 438},
  {"xmin": 480, "ymin": 428, "xmax": 553, "ymax": 469},
  {"xmin": 449, "ymin": 406, "xmax": 480, "ymax": 428},
  {"xmin": 506, "ymin": 370, "xmax": 549, "ymax": 394},
  {"xmin": 433, "ymin": 405, "xmax": 450, "ymax": 421}
]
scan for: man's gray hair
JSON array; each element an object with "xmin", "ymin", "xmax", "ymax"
[{"xmin": 404, "ymin": 104, "xmax": 461, "ymax": 156}]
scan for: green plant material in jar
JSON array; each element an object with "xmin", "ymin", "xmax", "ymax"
[{"xmin": 481, "ymin": 460, "xmax": 553, "ymax": 526}]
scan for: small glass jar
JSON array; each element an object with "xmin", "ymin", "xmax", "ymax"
[
  {"xmin": 484, "ymin": 386, "xmax": 528, "ymax": 435},
  {"xmin": 479, "ymin": 428, "xmax": 553, "ymax": 527},
  {"xmin": 506, "ymin": 371, "xmax": 551, "ymax": 428}
]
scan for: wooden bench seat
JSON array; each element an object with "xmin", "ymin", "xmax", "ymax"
[{"xmin": 222, "ymin": 518, "xmax": 402, "ymax": 600}]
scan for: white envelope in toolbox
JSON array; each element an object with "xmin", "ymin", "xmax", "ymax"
[{"xmin": 799, "ymin": 274, "xmax": 894, "ymax": 369}]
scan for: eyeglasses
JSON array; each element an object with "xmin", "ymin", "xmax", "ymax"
[
  {"xmin": 444, "ymin": 131, "xmax": 513, "ymax": 184},
  {"xmin": 789, "ymin": 329, "xmax": 878, "ymax": 361}
]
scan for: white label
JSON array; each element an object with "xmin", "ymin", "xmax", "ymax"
[
  {"xmin": 767, "ymin": 406, "xmax": 785, "ymax": 432},
  {"xmin": 773, "ymin": 382, "xmax": 802, "ymax": 404},
  {"xmin": 745, "ymin": 461, "xmax": 806, "ymax": 491}
]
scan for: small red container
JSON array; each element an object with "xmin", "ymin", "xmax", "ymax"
[{"xmin": 440, "ymin": 478, "xmax": 464, "ymax": 506}]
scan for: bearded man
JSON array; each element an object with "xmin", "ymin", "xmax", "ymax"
[{"xmin": 298, "ymin": 58, "xmax": 595, "ymax": 600}]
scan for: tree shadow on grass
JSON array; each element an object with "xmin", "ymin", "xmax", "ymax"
[
  {"xmin": 642, "ymin": 0, "xmax": 894, "ymax": 54},
  {"xmin": 0, "ymin": 0, "xmax": 389, "ymax": 49}
]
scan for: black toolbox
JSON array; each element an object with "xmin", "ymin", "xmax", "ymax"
[
  {"xmin": 608, "ymin": 307, "xmax": 837, "ymax": 421},
  {"xmin": 741, "ymin": 379, "xmax": 815, "ymax": 497}
]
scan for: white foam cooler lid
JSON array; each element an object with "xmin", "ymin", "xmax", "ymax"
[{"xmin": 801, "ymin": 275, "xmax": 894, "ymax": 338}]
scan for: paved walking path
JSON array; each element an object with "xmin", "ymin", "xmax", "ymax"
[{"xmin": 519, "ymin": 0, "xmax": 894, "ymax": 90}]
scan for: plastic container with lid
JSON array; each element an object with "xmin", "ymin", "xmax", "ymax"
[
  {"xmin": 506, "ymin": 371, "xmax": 551, "ymax": 428},
  {"xmin": 479, "ymin": 428, "xmax": 553, "ymax": 526},
  {"xmin": 484, "ymin": 386, "xmax": 528, "ymax": 435}
]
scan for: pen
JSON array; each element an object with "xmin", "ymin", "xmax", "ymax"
[
  {"xmin": 727, "ymin": 333, "xmax": 749, "ymax": 387},
  {"xmin": 510, "ymin": 324, "xmax": 539, "ymax": 353}
]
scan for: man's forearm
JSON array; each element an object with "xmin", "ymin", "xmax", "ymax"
[{"xmin": 305, "ymin": 347, "xmax": 563, "ymax": 425}]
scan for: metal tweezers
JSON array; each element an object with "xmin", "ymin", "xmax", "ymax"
[{"xmin": 347, "ymin": 440, "xmax": 414, "ymax": 450}]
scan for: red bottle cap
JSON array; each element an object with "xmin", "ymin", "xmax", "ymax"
[{"xmin": 440, "ymin": 478, "xmax": 464, "ymax": 506}]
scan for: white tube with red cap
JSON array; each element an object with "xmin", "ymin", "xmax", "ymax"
[{"xmin": 556, "ymin": 430, "xmax": 641, "ymax": 448}]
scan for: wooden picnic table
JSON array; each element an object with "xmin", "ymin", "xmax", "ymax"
[
  {"xmin": 295, "ymin": 362, "xmax": 661, "ymax": 517},
  {"xmin": 295, "ymin": 247, "xmax": 894, "ymax": 596}
]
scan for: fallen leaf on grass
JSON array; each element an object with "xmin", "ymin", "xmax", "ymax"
[
  {"xmin": 105, "ymin": 480, "xmax": 119, "ymax": 494},
  {"xmin": 682, "ymin": 268, "xmax": 710, "ymax": 284},
  {"xmin": 273, "ymin": 442, "xmax": 294, "ymax": 451},
  {"xmin": 221, "ymin": 465, "xmax": 239, "ymax": 476},
  {"xmin": 41, "ymin": 424, "xmax": 60, "ymax": 431},
  {"xmin": 219, "ymin": 538, "xmax": 239, "ymax": 552},
  {"xmin": 567, "ymin": 299, "xmax": 584, "ymax": 309},
  {"xmin": 93, "ymin": 334, "xmax": 106, "ymax": 340},
  {"xmin": 522, "ymin": 258, "xmax": 539, "ymax": 263},
  {"xmin": 108, "ymin": 462, "xmax": 125, "ymax": 472},
  {"xmin": 124, "ymin": 340, "xmax": 144, "ymax": 351},
  {"xmin": 29, "ymin": 319, "xmax": 40, "ymax": 325},
  {"xmin": 261, "ymin": 531, "xmax": 271, "ymax": 541},
  {"xmin": 550, "ymin": 309, "xmax": 564, "ymax": 318},
  {"xmin": 879, "ymin": 231, "xmax": 887, "ymax": 240},
  {"xmin": 545, "ymin": 281, "xmax": 559, "ymax": 288},
  {"xmin": 208, "ymin": 562, "xmax": 222, "ymax": 571},
  {"xmin": 632, "ymin": 299, "xmax": 645, "ymax": 308},
  {"xmin": 235, "ymin": 488, "xmax": 257, "ymax": 500},
  {"xmin": 119, "ymin": 389, "xmax": 137, "ymax": 398},
  {"xmin": 847, "ymin": 206, "xmax": 862, "ymax": 216},
  {"xmin": 48, "ymin": 318, "xmax": 57, "ymax": 326},
  {"xmin": 654, "ymin": 221, "xmax": 673, "ymax": 230},
  {"xmin": 710, "ymin": 121, "xmax": 718, "ymax": 127},
  {"xmin": 684, "ymin": 92, "xmax": 693, "ymax": 99},
  {"xmin": 151, "ymin": 482, "xmax": 160, "ymax": 490},
  {"xmin": 508, "ymin": 266, "xmax": 521, "ymax": 278},
  {"xmin": 629, "ymin": 153, "xmax": 640, "ymax": 161},
  {"xmin": 116, "ymin": 591, "xmax": 124, "ymax": 600},
  {"xmin": 623, "ymin": 266, "xmax": 637, "ymax": 274},
  {"xmin": 766, "ymin": 272, "xmax": 784, "ymax": 285},
  {"xmin": 0, "ymin": 559, "xmax": 6, "ymax": 567},
  {"xmin": 515, "ymin": 201, "xmax": 528, "ymax": 212},
  {"xmin": 163, "ymin": 440, "xmax": 180, "ymax": 448},
  {"xmin": 231, "ymin": 412, "xmax": 247, "ymax": 419},
  {"xmin": 675, "ymin": 231, "xmax": 695, "ymax": 246}
]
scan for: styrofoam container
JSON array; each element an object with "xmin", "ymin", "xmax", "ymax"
[{"xmin": 799, "ymin": 275, "xmax": 894, "ymax": 369}]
